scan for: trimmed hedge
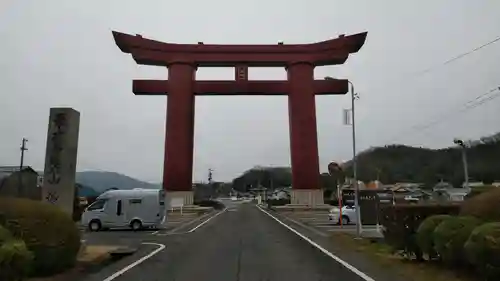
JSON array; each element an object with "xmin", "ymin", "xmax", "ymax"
[
  {"xmin": 0, "ymin": 225, "xmax": 33, "ymax": 281},
  {"xmin": 0, "ymin": 224, "xmax": 13, "ymax": 244},
  {"xmin": 0, "ymin": 239, "xmax": 33, "ymax": 281},
  {"xmin": 267, "ymin": 199, "xmax": 290, "ymax": 206},
  {"xmin": 194, "ymin": 200, "xmax": 226, "ymax": 210},
  {"xmin": 433, "ymin": 216, "xmax": 481, "ymax": 266},
  {"xmin": 379, "ymin": 204, "xmax": 460, "ymax": 260},
  {"xmin": 0, "ymin": 198, "xmax": 81, "ymax": 276},
  {"xmin": 464, "ymin": 185, "xmax": 497, "ymax": 199},
  {"xmin": 464, "ymin": 222, "xmax": 500, "ymax": 280},
  {"xmin": 416, "ymin": 214, "xmax": 452, "ymax": 260},
  {"xmin": 461, "ymin": 188, "xmax": 500, "ymax": 222}
]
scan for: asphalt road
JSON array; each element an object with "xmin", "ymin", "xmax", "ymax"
[{"xmin": 101, "ymin": 203, "xmax": 369, "ymax": 281}]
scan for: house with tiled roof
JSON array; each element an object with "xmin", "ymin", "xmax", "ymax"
[{"xmin": 0, "ymin": 166, "xmax": 40, "ymax": 200}]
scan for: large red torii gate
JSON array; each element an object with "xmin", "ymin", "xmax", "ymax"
[{"xmin": 112, "ymin": 31, "xmax": 367, "ymax": 206}]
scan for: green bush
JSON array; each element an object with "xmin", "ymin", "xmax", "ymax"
[
  {"xmin": 416, "ymin": 214, "xmax": 452, "ymax": 260},
  {"xmin": 464, "ymin": 185, "xmax": 497, "ymax": 199},
  {"xmin": 378, "ymin": 204, "xmax": 460, "ymax": 260},
  {"xmin": 0, "ymin": 224, "xmax": 13, "ymax": 244},
  {"xmin": 194, "ymin": 200, "xmax": 226, "ymax": 210},
  {"xmin": 433, "ymin": 216, "xmax": 481, "ymax": 266},
  {"xmin": 267, "ymin": 199, "xmax": 290, "ymax": 206},
  {"xmin": 0, "ymin": 198, "xmax": 81, "ymax": 276},
  {"xmin": 461, "ymin": 188, "xmax": 500, "ymax": 222},
  {"xmin": 464, "ymin": 222, "xmax": 500, "ymax": 281},
  {"xmin": 0, "ymin": 239, "xmax": 33, "ymax": 281}
]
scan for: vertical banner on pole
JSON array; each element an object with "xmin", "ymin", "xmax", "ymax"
[{"xmin": 343, "ymin": 109, "xmax": 352, "ymax": 126}]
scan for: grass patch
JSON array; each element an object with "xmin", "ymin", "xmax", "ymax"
[
  {"xmin": 331, "ymin": 233, "xmax": 477, "ymax": 281},
  {"xmin": 28, "ymin": 245, "xmax": 122, "ymax": 281},
  {"xmin": 78, "ymin": 245, "xmax": 120, "ymax": 262}
]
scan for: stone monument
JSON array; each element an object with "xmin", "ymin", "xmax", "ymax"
[{"xmin": 42, "ymin": 107, "xmax": 80, "ymax": 215}]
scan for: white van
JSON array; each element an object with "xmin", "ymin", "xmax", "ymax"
[{"xmin": 81, "ymin": 189, "xmax": 166, "ymax": 231}]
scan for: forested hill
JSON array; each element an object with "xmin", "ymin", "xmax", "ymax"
[{"xmin": 342, "ymin": 132, "xmax": 500, "ymax": 187}]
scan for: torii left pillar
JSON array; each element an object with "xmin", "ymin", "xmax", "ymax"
[{"xmin": 163, "ymin": 62, "xmax": 196, "ymax": 206}]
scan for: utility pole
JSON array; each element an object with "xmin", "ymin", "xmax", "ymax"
[
  {"xmin": 208, "ymin": 168, "xmax": 213, "ymax": 184},
  {"xmin": 208, "ymin": 168, "xmax": 214, "ymax": 198},
  {"xmin": 19, "ymin": 138, "xmax": 28, "ymax": 197},
  {"xmin": 453, "ymin": 139, "xmax": 469, "ymax": 189}
]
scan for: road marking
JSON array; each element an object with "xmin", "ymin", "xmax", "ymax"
[
  {"xmin": 188, "ymin": 208, "xmax": 227, "ymax": 233},
  {"xmin": 102, "ymin": 242, "xmax": 165, "ymax": 281},
  {"xmin": 154, "ymin": 209, "xmax": 227, "ymax": 236},
  {"xmin": 257, "ymin": 206, "xmax": 376, "ymax": 281},
  {"xmin": 280, "ymin": 214, "xmax": 329, "ymax": 237},
  {"xmin": 151, "ymin": 211, "xmax": 213, "ymax": 235},
  {"xmin": 156, "ymin": 232, "xmax": 187, "ymax": 236}
]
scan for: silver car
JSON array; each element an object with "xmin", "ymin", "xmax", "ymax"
[{"xmin": 328, "ymin": 205, "xmax": 358, "ymax": 225}]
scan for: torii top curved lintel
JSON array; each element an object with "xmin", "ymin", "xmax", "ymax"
[{"xmin": 112, "ymin": 31, "xmax": 367, "ymax": 67}]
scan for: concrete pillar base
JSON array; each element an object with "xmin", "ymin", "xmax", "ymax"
[
  {"xmin": 290, "ymin": 189, "xmax": 324, "ymax": 206},
  {"xmin": 165, "ymin": 191, "xmax": 194, "ymax": 208}
]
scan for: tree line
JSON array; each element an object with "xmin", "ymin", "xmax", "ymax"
[{"xmin": 228, "ymin": 132, "xmax": 500, "ymax": 192}]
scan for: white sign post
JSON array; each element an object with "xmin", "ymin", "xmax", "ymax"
[{"xmin": 170, "ymin": 197, "xmax": 185, "ymax": 215}]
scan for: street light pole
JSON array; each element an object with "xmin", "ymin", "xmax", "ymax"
[
  {"xmin": 348, "ymin": 81, "xmax": 362, "ymax": 238},
  {"xmin": 325, "ymin": 76, "xmax": 362, "ymax": 237}
]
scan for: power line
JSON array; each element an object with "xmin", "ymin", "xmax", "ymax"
[
  {"xmin": 414, "ymin": 88, "xmax": 500, "ymax": 131},
  {"xmin": 385, "ymin": 86, "xmax": 500, "ymax": 144},
  {"xmin": 375, "ymin": 34, "xmax": 500, "ymax": 145},
  {"xmin": 412, "ymin": 35, "xmax": 500, "ymax": 77},
  {"xmin": 359, "ymin": 34, "xmax": 500, "ymax": 143}
]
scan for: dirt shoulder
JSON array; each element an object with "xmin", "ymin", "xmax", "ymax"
[
  {"xmin": 271, "ymin": 210, "xmax": 400, "ymax": 281},
  {"xmin": 330, "ymin": 232, "xmax": 478, "ymax": 281}
]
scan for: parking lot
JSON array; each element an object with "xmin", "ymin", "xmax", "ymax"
[
  {"xmin": 81, "ymin": 209, "xmax": 215, "ymax": 247},
  {"xmin": 277, "ymin": 210, "xmax": 382, "ymax": 238}
]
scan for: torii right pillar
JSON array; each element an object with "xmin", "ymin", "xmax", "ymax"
[{"xmin": 287, "ymin": 62, "xmax": 324, "ymax": 205}]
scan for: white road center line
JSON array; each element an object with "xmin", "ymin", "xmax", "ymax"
[
  {"xmin": 102, "ymin": 242, "xmax": 165, "ymax": 281},
  {"xmin": 257, "ymin": 206, "xmax": 376, "ymax": 281}
]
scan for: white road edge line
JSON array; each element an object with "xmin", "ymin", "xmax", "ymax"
[
  {"xmin": 188, "ymin": 208, "xmax": 227, "ymax": 233},
  {"xmin": 102, "ymin": 242, "xmax": 165, "ymax": 281},
  {"xmin": 257, "ymin": 206, "xmax": 376, "ymax": 281}
]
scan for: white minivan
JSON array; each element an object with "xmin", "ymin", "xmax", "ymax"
[{"xmin": 81, "ymin": 189, "xmax": 166, "ymax": 231}]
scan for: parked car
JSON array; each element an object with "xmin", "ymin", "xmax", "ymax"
[
  {"xmin": 328, "ymin": 205, "xmax": 358, "ymax": 225},
  {"xmin": 81, "ymin": 188, "xmax": 166, "ymax": 231}
]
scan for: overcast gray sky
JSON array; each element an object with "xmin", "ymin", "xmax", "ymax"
[{"xmin": 1, "ymin": 1, "xmax": 499, "ymax": 183}]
